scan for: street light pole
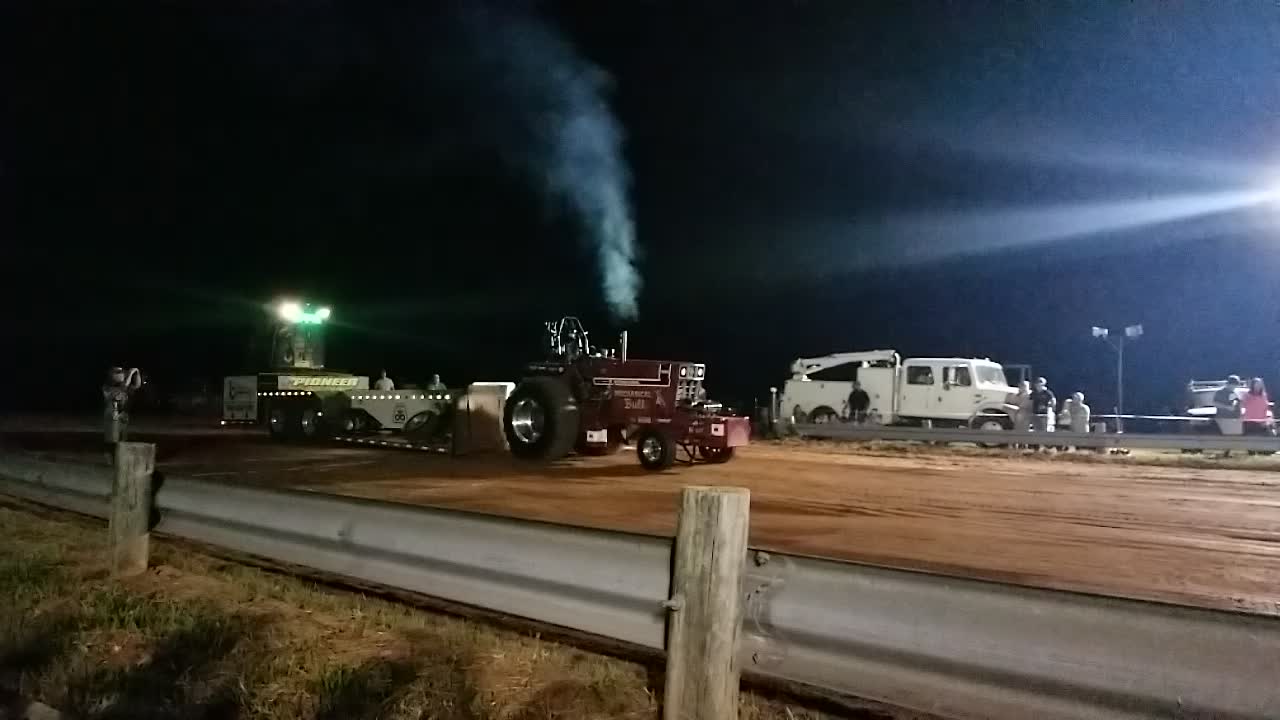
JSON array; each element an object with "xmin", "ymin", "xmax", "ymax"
[
  {"xmin": 1117, "ymin": 338, "xmax": 1124, "ymax": 432},
  {"xmin": 1092, "ymin": 324, "xmax": 1143, "ymax": 433}
]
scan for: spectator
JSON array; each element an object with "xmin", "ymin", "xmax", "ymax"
[
  {"xmin": 1242, "ymin": 377, "xmax": 1273, "ymax": 436},
  {"xmin": 1214, "ymin": 375, "xmax": 1243, "ymax": 420},
  {"xmin": 103, "ymin": 366, "xmax": 142, "ymax": 444},
  {"xmin": 1031, "ymin": 377, "xmax": 1056, "ymax": 433},
  {"xmin": 1057, "ymin": 398, "xmax": 1073, "ymax": 432},
  {"xmin": 374, "ymin": 369, "xmax": 395, "ymax": 391},
  {"xmin": 1012, "ymin": 380, "xmax": 1033, "ymax": 433},
  {"xmin": 1069, "ymin": 391, "xmax": 1091, "ymax": 434},
  {"xmin": 847, "ymin": 381, "xmax": 870, "ymax": 424},
  {"xmin": 427, "ymin": 373, "xmax": 447, "ymax": 393}
]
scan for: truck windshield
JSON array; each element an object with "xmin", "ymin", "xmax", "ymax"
[{"xmin": 974, "ymin": 365, "xmax": 1007, "ymax": 386}]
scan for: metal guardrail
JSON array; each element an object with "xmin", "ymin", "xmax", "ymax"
[
  {"xmin": 2, "ymin": 454, "xmax": 1279, "ymax": 719},
  {"xmin": 791, "ymin": 422, "xmax": 1280, "ymax": 452}
]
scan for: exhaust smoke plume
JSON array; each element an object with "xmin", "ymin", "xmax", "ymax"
[{"xmin": 460, "ymin": 4, "xmax": 640, "ymax": 321}]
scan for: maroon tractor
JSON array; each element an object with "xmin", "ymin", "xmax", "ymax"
[{"xmin": 503, "ymin": 317, "xmax": 751, "ymax": 470}]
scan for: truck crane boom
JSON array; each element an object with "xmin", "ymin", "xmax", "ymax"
[{"xmin": 790, "ymin": 350, "xmax": 900, "ymax": 379}]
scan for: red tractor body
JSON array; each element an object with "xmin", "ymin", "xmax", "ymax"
[{"xmin": 504, "ymin": 318, "xmax": 750, "ymax": 470}]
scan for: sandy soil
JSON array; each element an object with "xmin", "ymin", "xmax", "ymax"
[{"xmin": 7, "ymin": 428, "xmax": 1280, "ymax": 617}]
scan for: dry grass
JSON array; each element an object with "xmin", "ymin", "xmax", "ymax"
[
  {"xmin": 770, "ymin": 435, "xmax": 1280, "ymax": 472},
  {"xmin": 0, "ymin": 502, "xmax": 911, "ymax": 720}
]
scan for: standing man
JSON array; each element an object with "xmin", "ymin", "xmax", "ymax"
[
  {"xmin": 847, "ymin": 381, "xmax": 870, "ymax": 424},
  {"xmin": 103, "ymin": 366, "xmax": 143, "ymax": 445},
  {"xmin": 374, "ymin": 369, "xmax": 395, "ymax": 391},
  {"xmin": 1011, "ymin": 380, "xmax": 1033, "ymax": 433},
  {"xmin": 1031, "ymin": 377, "xmax": 1057, "ymax": 434},
  {"xmin": 427, "ymin": 373, "xmax": 447, "ymax": 394},
  {"xmin": 1069, "ymin": 391, "xmax": 1091, "ymax": 434},
  {"xmin": 1214, "ymin": 375, "xmax": 1243, "ymax": 420}
]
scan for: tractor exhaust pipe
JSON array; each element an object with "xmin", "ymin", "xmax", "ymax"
[{"xmin": 620, "ymin": 330, "xmax": 628, "ymax": 361}]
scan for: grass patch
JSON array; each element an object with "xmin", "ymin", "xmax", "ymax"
[{"xmin": 0, "ymin": 502, "xmax": 911, "ymax": 719}]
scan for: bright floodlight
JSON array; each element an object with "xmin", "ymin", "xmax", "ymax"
[
  {"xmin": 317, "ymin": 307, "xmax": 332, "ymax": 320},
  {"xmin": 278, "ymin": 301, "xmax": 302, "ymax": 322},
  {"xmin": 1124, "ymin": 324, "xmax": 1144, "ymax": 338},
  {"xmin": 1091, "ymin": 326, "xmax": 1109, "ymax": 338}
]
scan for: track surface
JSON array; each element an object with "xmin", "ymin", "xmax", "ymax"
[{"xmin": 6, "ymin": 423, "xmax": 1280, "ymax": 617}]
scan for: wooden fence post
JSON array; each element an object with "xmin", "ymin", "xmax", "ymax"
[
  {"xmin": 664, "ymin": 486, "xmax": 751, "ymax": 720},
  {"xmin": 110, "ymin": 442, "xmax": 156, "ymax": 577}
]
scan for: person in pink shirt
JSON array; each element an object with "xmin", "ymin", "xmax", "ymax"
[{"xmin": 1241, "ymin": 377, "xmax": 1273, "ymax": 436}]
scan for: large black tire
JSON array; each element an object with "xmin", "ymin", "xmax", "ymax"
[
  {"xmin": 809, "ymin": 406, "xmax": 840, "ymax": 424},
  {"xmin": 504, "ymin": 377, "xmax": 580, "ymax": 460},
  {"xmin": 267, "ymin": 403, "xmax": 292, "ymax": 441},
  {"xmin": 970, "ymin": 415, "xmax": 1012, "ymax": 448},
  {"xmin": 636, "ymin": 429, "xmax": 675, "ymax": 471},
  {"xmin": 337, "ymin": 410, "xmax": 367, "ymax": 435},
  {"xmin": 404, "ymin": 410, "xmax": 444, "ymax": 443},
  {"xmin": 298, "ymin": 405, "xmax": 326, "ymax": 441}
]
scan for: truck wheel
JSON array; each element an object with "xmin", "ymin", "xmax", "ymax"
[
  {"xmin": 338, "ymin": 411, "xmax": 364, "ymax": 435},
  {"xmin": 299, "ymin": 406, "xmax": 325, "ymax": 440},
  {"xmin": 810, "ymin": 406, "xmax": 839, "ymax": 424},
  {"xmin": 971, "ymin": 416, "xmax": 1011, "ymax": 448},
  {"xmin": 404, "ymin": 410, "xmax": 440, "ymax": 443},
  {"xmin": 268, "ymin": 405, "xmax": 291, "ymax": 441},
  {"xmin": 699, "ymin": 445, "xmax": 734, "ymax": 463},
  {"xmin": 637, "ymin": 429, "xmax": 675, "ymax": 470},
  {"xmin": 504, "ymin": 377, "xmax": 579, "ymax": 460}
]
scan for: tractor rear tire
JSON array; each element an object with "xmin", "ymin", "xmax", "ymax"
[
  {"xmin": 504, "ymin": 377, "xmax": 580, "ymax": 461},
  {"xmin": 636, "ymin": 429, "xmax": 675, "ymax": 471}
]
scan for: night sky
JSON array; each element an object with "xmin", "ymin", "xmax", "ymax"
[{"xmin": 7, "ymin": 1, "xmax": 1280, "ymax": 413}]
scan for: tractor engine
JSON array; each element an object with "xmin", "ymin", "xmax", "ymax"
[{"xmin": 503, "ymin": 317, "xmax": 751, "ymax": 470}]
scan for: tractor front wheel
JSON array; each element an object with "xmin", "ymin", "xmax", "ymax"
[{"xmin": 636, "ymin": 429, "xmax": 675, "ymax": 471}]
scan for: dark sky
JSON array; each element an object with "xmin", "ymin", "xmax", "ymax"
[{"xmin": 7, "ymin": 1, "xmax": 1280, "ymax": 412}]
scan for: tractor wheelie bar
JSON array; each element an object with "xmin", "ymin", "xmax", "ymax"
[{"xmin": 503, "ymin": 317, "xmax": 751, "ymax": 470}]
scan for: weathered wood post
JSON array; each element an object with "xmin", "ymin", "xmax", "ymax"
[
  {"xmin": 109, "ymin": 441, "xmax": 156, "ymax": 576},
  {"xmin": 664, "ymin": 486, "xmax": 751, "ymax": 720}
]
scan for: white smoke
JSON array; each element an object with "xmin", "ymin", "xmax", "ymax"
[{"xmin": 462, "ymin": 4, "xmax": 641, "ymax": 321}]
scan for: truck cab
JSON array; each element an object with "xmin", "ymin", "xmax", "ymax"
[{"xmin": 897, "ymin": 358, "xmax": 1015, "ymax": 424}]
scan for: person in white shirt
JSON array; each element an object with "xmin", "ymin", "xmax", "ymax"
[
  {"xmin": 374, "ymin": 370, "xmax": 395, "ymax": 391},
  {"xmin": 1069, "ymin": 392, "xmax": 1090, "ymax": 434},
  {"xmin": 426, "ymin": 373, "xmax": 447, "ymax": 393}
]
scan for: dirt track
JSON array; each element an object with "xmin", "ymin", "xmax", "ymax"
[{"xmin": 7, "ymin": 426, "xmax": 1280, "ymax": 617}]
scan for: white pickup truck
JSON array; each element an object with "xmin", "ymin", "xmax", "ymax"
[{"xmin": 781, "ymin": 350, "xmax": 1018, "ymax": 430}]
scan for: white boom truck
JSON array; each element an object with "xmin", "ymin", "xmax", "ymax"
[{"xmin": 781, "ymin": 350, "xmax": 1018, "ymax": 430}]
